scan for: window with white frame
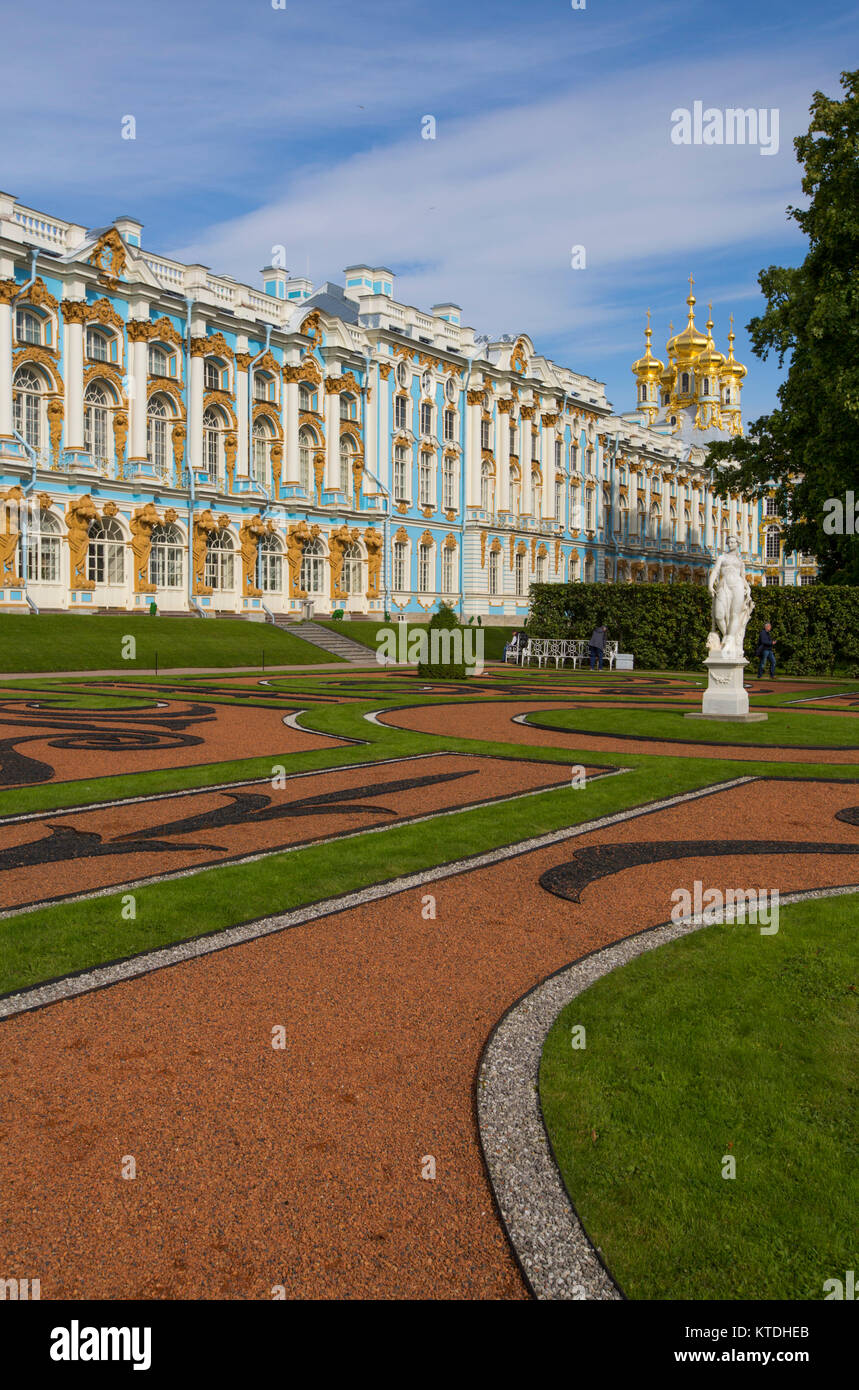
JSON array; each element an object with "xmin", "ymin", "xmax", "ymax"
[
  {"xmin": 148, "ymin": 344, "xmax": 167, "ymax": 376},
  {"xmin": 252, "ymin": 421, "xmax": 271, "ymax": 483},
  {"xmin": 586, "ymin": 448, "xmax": 595, "ymax": 475},
  {"xmin": 509, "ymin": 424, "xmax": 517, "ymax": 455},
  {"xmin": 585, "ymin": 490, "xmax": 595, "ymax": 530},
  {"xmin": 257, "ymin": 533, "xmax": 282, "ymax": 592},
  {"xmin": 25, "ymin": 510, "xmax": 61, "ymax": 583},
  {"xmin": 554, "ymin": 440, "xmax": 562, "ymax": 469},
  {"xmin": 299, "ymin": 428, "xmax": 315, "ymax": 492},
  {"xmin": 488, "ymin": 547, "xmax": 499, "ymax": 596},
  {"xmin": 444, "ymin": 408, "xmax": 455, "ymax": 442},
  {"xmin": 419, "ymin": 452, "xmax": 433, "ymax": 507},
  {"xmin": 300, "ymin": 538, "xmax": 324, "ymax": 593},
  {"xmin": 418, "ymin": 541, "xmax": 433, "ymax": 592},
  {"xmin": 765, "ymin": 496, "xmax": 778, "ymax": 517},
  {"xmin": 203, "ymin": 409, "xmax": 222, "ymax": 483},
  {"xmin": 514, "ymin": 550, "xmax": 525, "ymax": 596},
  {"xmin": 84, "ymin": 383, "xmax": 110, "ymax": 468},
  {"xmin": 766, "ymin": 526, "xmax": 780, "ymax": 560},
  {"xmin": 255, "ymin": 373, "xmax": 274, "ymax": 403},
  {"xmin": 204, "ymin": 360, "xmax": 222, "ymax": 391},
  {"xmin": 340, "ymin": 392, "xmax": 356, "ymax": 420},
  {"xmin": 147, "ymin": 396, "xmax": 169, "ymax": 474},
  {"xmin": 420, "ymin": 401, "xmax": 433, "ymax": 436},
  {"xmin": 531, "ymin": 468, "xmax": 541, "ymax": 514},
  {"xmin": 394, "ymin": 395, "xmax": 407, "ymax": 430},
  {"xmin": 442, "ymin": 544, "xmax": 456, "ymax": 594},
  {"xmin": 16, "ymin": 310, "xmax": 41, "ymax": 344},
  {"xmin": 149, "ymin": 522, "xmax": 184, "ymax": 589},
  {"xmin": 393, "ymin": 540, "xmax": 407, "ymax": 591},
  {"xmin": 481, "ymin": 417, "xmax": 491, "ymax": 450},
  {"xmin": 570, "ymin": 442, "xmax": 578, "ymax": 472},
  {"xmin": 204, "ymin": 529, "xmax": 234, "ymax": 591},
  {"xmin": 536, "ymin": 551, "xmax": 546, "ymax": 583},
  {"xmin": 555, "ymin": 477, "xmax": 564, "ymax": 523},
  {"xmin": 481, "ymin": 462, "xmax": 494, "ymax": 513},
  {"xmin": 341, "ymin": 434, "xmax": 357, "ymax": 495},
  {"xmin": 569, "ymin": 551, "xmax": 580, "ymax": 582},
  {"xmin": 442, "ymin": 456, "xmax": 456, "ymax": 510},
  {"xmin": 396, "ymin": 360, "xmax": 409, "ymax": 389},
  {"xmin": 394, "ymin": 445, "xmax": 408, "ymax": 501},
  {"xmin": 13, "ymin": 368, "xmax": 43, "ymax": 448},
  {"xmin": 87, "ymin": 516, "xmax": 125, "ymax": 585},
  {"xmin": 299, "ymin": 383, "xmax": 316, "ymax": 412},
  {"xmin": 765, "ymin": 574, "xmax": 780, "ymax": 586},
  {"xmin": 342, "ymin": 543, "xmax": 363, "ymax": 595},
  {"xmin": 87, "ymin": 329, "xmax": 110, "ymax": 363},
  {"xmin": 509, "ymin": 464, "xmax": 521, "ymax": 513}
]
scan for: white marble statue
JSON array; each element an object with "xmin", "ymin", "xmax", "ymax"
[{"xmin": 707, "ymin": 537, "xmax": 754, "ymax": 662}]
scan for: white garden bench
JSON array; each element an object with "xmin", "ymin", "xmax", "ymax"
[{"xmin": 520, "ymin": 638, "xmax": 620, "ymax": 670}]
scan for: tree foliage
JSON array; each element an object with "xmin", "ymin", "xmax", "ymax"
[{"xmin": 704, "ymin": 70, "xmax": 859, "ymax": 584}]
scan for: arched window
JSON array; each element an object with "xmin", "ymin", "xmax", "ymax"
[
  {"xmin": 84, "ymin": 383, "xmax": 110, "ymax": 470},
  {"xmin": 442, "ymin": 456, "xmax": 456, "ymax": 510},
  {"xmin": 509, "ymin": 464, "xmax": 521, "ymax": 514},
  {"xmin": 298, "ymin": 427, "xmax": 316, "ymax": 492},
  {"xmin": 204, "ymin": 529, "xmax": 234, "ymax": 591},
  {"xmin": 670, "ymin": 504, "xmax": 678, "ymax": 541},
  {"xmin": 257, "ymin": 533, "xmax": 282, "ymax": 593},
  {"xmin": 531, "ymin": 468, "xmax": 542, "ymax": 516},
  {"xmin": 87, "ymin": 516, "xmax": 125, "ymax": 586},
  {"xmin": 12, "ymin": 368, "xmax": 44, "ymax": 448},
  {"xmin": 481, "ymin": 462, "xmax": 494, "ymax": 513},
  {"xmin": 25, "ymin": 509, "xmax": 61, "ymax": 583},
  {"xmin": 393, "ymin": 445, "xmax": 408, "ymax": 501},
  {"xmin": 300, "ymin": 538, "xmax": 324, "ymax": 594},
  {"xmin": 253, "ymin": 419, "xmax": 272, "ymax": 484},
  {"xmin": 149, "ymin": 522, "xmax": 184, "ymax": 589},
  {"xmin": 681, "ymin": 372, "xmax": 690, "ymax": 393},
  {"xmin": 342, "ymin": 542, "xmax": 363, "ymax": 595},
  {"xmin": 488, "ymin": 547, "xmax": 499, "ymax": 596},
  {"xmin": 418, "ymin": 541, "xmax": 433, "ymax": 593},
  {"xmin": 442, "ymin": 543, "xmax": 456, "ymax": 594},
  {"xmin": 15, "ymin": 310, "xmax": 41, "ymax": 345},
  {"xmin": 340, "ymin": 434, "xmax": 357, "ymax": 496},
  {"xmin": 203, "ymin": 409, "xmax": 223, "ymax": 484},
  {"xmin": 392, "ymin": 540, "xmax": 407, "ymax": 591},
  {"xmin": 147, "ymin": 396, "xmax": 169, "ymax": 474},
  {"xmin": 702, "ymin": 376, "xmax": 710, "ymax": 395},
  {"xmin": 148, "ymin": 344, "xmax": 167, "ymax": 377},
  {"xmin": 87, "ymin": 329, "xmax": 110, "ymax": 362},
  {"xmin": 515, "ymin": 549, "xmax": 526, "ymax": 596}
]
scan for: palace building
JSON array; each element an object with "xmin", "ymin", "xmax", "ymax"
[{"xmin": 0, "ymin": 194, "xmax": 816, "ymax": 622}]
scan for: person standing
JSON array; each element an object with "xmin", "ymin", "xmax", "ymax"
[
  {"xmin": 756, "ymin": 621, "xmax": 776, "ymax": 678},
  {"xmin": 589, "ymin": 622, "xmax": 607, "ymax": 671}
]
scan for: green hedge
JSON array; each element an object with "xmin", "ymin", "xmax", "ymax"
[{"xmin": 527, "ymin": 582, "xmax": 859, "ymax": 675}]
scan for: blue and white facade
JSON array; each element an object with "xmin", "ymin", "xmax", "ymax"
[{"xmin": 0, "ymin": 195, "xmax": 816, "ymax": 622}]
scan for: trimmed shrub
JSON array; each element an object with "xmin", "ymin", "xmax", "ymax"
[
  {"xmin": 417, "ymin": 662, "xmax": 469, "ymax": 680},
  {"xmin": 527, "ymin": 582, "xmax": 859, "ymax": 675}
]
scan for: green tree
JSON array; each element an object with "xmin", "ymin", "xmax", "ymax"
[{"xmin": 705, "ymin": 70, "xmax": 859, "ymax": 583}]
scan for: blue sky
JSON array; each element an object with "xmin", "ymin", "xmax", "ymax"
[{"xmin": 3, "ymin": 0, "xmax": 857, "ymax": 420}]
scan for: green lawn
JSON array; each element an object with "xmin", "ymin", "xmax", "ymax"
[
  {"xmin": 526, "ymin": 704, "xmax": 859, "ymax": 747},
  {"xmin": 315, "ymin": 619, "xmax": 516, "ymax": 662},
  {"xmin": 540, "ymin": 895, "xmax": 858, "ymax": 1300},
  {"xmin": 0, "ymin": 614, "xmax": 339, "ymax": 672}
]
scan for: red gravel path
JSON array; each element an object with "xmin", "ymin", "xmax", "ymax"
[
  {"xmin": 0, "ymin": 754, "xmax": 579, "ymax": 910},
  {"xmin": 0, "ymin": 778, "xmax": 857, "ymax": 1299},
  {"xmin": 378, "ymin": 700, "xmax": 859, "ymax": 764}
]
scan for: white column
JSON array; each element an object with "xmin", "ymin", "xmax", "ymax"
[
  {"xmin": 284, "ymin": 377, "xmax": 299, "ymax": 483},
  {"xmin": 376, "ymin": 366, "xmax": 390, "ymax": 491},
  {"xmin": 465, "ymin": 396, "xmax": 481, "ymax": 507},
  {"xmin": 364, "ymin": 364, "xmax": 376, "ymax": 490},
  {"xmin": 189, "ymin": 350, "xmax": 204, "ymax": 474},
  {"xmin": 236, "ymin": 359, "xmax": 249, "ymax": 478},
  {"xmin": 497, "ymin": 405, "xmax": 510, "ymax": 513},
  {"xmin": 128, "ymin": 332, "xmax": 148, "ymax": 461},
  {"xmin": 324, "ymin": 385, "xmax": 339, "ymax": 491},
  {"xmin": 0, "ymin": 299, "xmax": 12, "ymax": 437},
  {"xmin": 521, "ymin": 414, "xmax": 532, "ymax": 515},
  {"xmin": 64, "ymin": 308, "xmax": 85, "ymax": 451},
  {"xmin": 541, "ymin": 420, "xmax": 555, "ymax": 520}
]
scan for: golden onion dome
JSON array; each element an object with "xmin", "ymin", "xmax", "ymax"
[
  {"xmin": 721, "ymin": 316, "xmax": 747, "ymax": 380},
  {"xmin": 631, "ymin": 309, "xmax": 665, "ymax": 380},
  {"xmin": 695, "ymin": 306, "xmax": 725, "ymax": 374},
  {"xmin": 668, "ymin": 277, "xmax": 708, "ymax": 362}
]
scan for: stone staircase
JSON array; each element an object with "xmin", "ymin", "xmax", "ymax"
[{"xmin": 268, "ymin": 618, "xmax": 373, "ymax": 664}]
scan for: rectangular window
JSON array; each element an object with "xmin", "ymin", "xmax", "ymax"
[
  {"xmin": 481, "ymin": 418, "xmax": 491, "ymax": 450},
  {"xmin": 420, "ymin": 402, "xmax": 433, "ymax": 435},
  {"xmin": 393, "ymin": 542, "xmax": 407, "ymax": 591},
  {"xmin": 394, "ymin": 396, "xmax": 407, "ymax": 429},
  {"xmin": 488, "ymin": 549, "xmax": 499, "ymax": 596},
  {"xmin": 442, "ymin": 459, "xmax": 455, "ymax": 510},
  {"xmin": 442, "ymin": 546, "xmax": 455, "ymax": 594},
  {"xmin": 419, "ymin": 454, "xmax": 433, "ymax": 507},
  {"xmin": 418, "ymin": 545, "xmax": 432, "ymax": 593},
  {"xmin": 444, "ymin": 409, "xmax": 455, "ymax": 442},
  {"xmin": 394, "ymin": 447, "xmax": 408, "ymax": 500},
  {"xmin": 585, "ymin": 491, "xmax": 595, "ymax": 530}
]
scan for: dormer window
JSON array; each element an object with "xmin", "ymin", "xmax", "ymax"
[{"xmin": 16, "ymin": 310, "xmax": 41, "ymax": 345}]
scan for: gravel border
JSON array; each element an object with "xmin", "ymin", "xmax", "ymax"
[{"xmin": 476, "ymin": 881, "xmax": 859, "ymax": 1301}]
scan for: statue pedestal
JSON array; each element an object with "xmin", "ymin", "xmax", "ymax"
[{"xmin": 684, "ymin": 654, "xmax": 768, "ymax": 723}]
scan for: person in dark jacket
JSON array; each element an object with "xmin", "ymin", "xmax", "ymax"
[
  {"xmin": 589, "ymin": 623, "xmax": 607, "ymax": 671},
  {"xmin": 756, "ymin": 622, "xmax": 776, "ymax": 678}
]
